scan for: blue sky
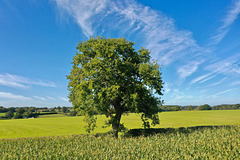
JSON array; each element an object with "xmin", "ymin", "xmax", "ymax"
[{"xmin": 0, "ymin": 0, "xmax": 240, "ymax": 107}]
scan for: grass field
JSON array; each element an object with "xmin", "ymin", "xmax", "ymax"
[
  {"xmin": 0, "ymin": 126, "xmax": 239, "ymax": 159},
  {"xmin": 0, "ymin": 113, "xmax": 5, "ymax": 116},
  {"xmin": 37, "ymin": 113, "xmax": 67, "ymax": 118},
  {"xmin": 0, "ymin": 110, "xmax": 240, "ymax": 139}
]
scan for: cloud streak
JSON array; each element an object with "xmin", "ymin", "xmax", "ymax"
[
  {"xmin": 206, "ymin": 77, "xmax": 227, "ymax": 87},
  {"xmin": 209, "ymin": 0, "xmax": 240, "ymax": 46},
  {"xmin": 0, "ymin": 92, "xmax": 32, "ymax": 101},
  {"xmin": 59, "ymin": 97, "xmax": 68, "ymax": 102},
  {"xmin": 34, "ymin": 96, "xmax": 46, "ymax": 101},
  {"xmin": 205, "ymin": 88, "xmax": 236, "ymax": 99},
  {"xmin": 177, "ymin": 60, "xmax": 204, "ymax": 79},
  {"xmin": 205, "ymin": 54, "xmax": 240, "ymax": 75},
  {"xmin": 53, "ymin": 0, "xmax": 202, "ymax": 66},
  {"xmin": 190, "ymin": 73, "xmax": 213, "ymax": 85},
  {"xmin": 0, "ymin": 73, "xmax": 57, "ymax": 88}
]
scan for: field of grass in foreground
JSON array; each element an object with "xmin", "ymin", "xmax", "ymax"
[
  {"xmin": 0, "ymin": 110, "xmax": 240, "ymax": 139},
  {"xmin": 0, "ymin": 126, "xmax": 239, "ymax": 159}
]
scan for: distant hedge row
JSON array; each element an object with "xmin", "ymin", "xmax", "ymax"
[{"xmin": 160, "ymin": 103, "xmax": 240, "ymax": 111}]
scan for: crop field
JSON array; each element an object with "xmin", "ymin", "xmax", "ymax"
[
  {"xmin": 0, "ymin": 110, "xmax": 240, "ymax": 139},
  {"xmin": 0, "ymin": 126, "xmax": 239, "ymax": 159}
]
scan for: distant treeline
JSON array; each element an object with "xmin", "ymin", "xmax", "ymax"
[
  {"xmin": 0, "ymin": 106, "xmax": 74, "ymax": 120},
  {"xmin": 160, "ymin": 104, "xmax": 240, "ymax": 112},
  {"xmin": 1, "ymin": 103, "xmax": 240, "ymax": 119}
]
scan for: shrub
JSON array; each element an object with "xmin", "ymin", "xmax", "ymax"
[{"xmin": 197, "ymin": 104, "xmax": 211, "ymax": 110}]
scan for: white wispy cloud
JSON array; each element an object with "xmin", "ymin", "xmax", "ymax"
[
  {"xmin": 205, "ymin": 54, "xmax": 240, "ymax": 75},
  {"xmin": 190, "ymin": 73, "xmax": 213, "ymax": 84},
  {"xmin": 59, "ymin": 97, "xmax": 68, "ymax": 102},
  {"xmin": 0, "ymin": 91, "xmax": 32, "ymax": 101},
  {"xmin": 199, "ymin": 74, "xmax": 217, "ymax": 84},
  {"xmin": 34, "ymin": 96, "xmax": 46, "ymax": 101},
  {"xmin": 177, "ymin": 60, "xmax": 204, "ymax": 79},
  {"xmin": 53, "ymin": 0, "xmax": 202, "ymax": 66},
  {"xmin": 164, "ymin": 82, "xmax": 172, "ymax": 94},
  {"xmin": 205, "ymin": 88, "xmax": 237, "ymax": 99},
  {"xmin": 209, "ymin": 0, "xmax": 240, "ymax": 46},
  {"xmin": 0, "ymin": 73, "xmax": 57, "ymax": 88},
  {"xmin": 171, "ymin": 89, "xmax": 185, "ymax": 101},
  {"xmin": 231, "ymin": 81, "xmax": 240, "ymax": 86},
  {"xmin": 206, "ymin": 77, "xmax": 228, "ymax": 87},
  {"xmin": 47, "ymin": 96, "xmax": 56, "ymax": 100},
  {"xmin": 191, "ymin": 54, "xmax": 240, "ymax": 85}
]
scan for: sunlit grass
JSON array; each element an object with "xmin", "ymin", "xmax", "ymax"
[
  {"xmin": 0, "ymin": 110, "xmax": 239, "ymax": 139},
  {"xmin": 37, "ymin": 114, "xmax": 67, "ymax": 118}
]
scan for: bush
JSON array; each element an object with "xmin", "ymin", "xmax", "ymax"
[
  {"xmin": 69, "ymin": 110, "xmax": 78, "ymax": 116},
  {"xmin": 14, "ymin": 112, "xmax": 23, "ymax": 119},
  {"xmin": 5, "ymin": 110, "xmax": 14, "ymax": 119},
  {"xmin": 197, "ymin": 104, "xmax": 211, "ymax": 110},
  {"xmin": 159, "ymin": 105, "xmax": 181, "ymax": 112}
]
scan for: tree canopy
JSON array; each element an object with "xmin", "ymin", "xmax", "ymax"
[
  {"xmin": 67, "ymin": 37, "xmax": 164, "ymax": 138},
  {"xmin": 197, "ymin": 104, "xmax": 212, "ymax": 110}
]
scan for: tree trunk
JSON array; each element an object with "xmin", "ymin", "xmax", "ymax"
[{"xmin": 112, "ymin": 109, "xmax": 122, "ymax": 138}]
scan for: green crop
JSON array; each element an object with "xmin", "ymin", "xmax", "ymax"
[{"xmin": 0, "ymin": 126, "xmax": 239, "ymax": 159}]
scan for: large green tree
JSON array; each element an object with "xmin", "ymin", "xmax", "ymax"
[{"xmin": 67, "ymin": 37, "xmax": 164, "ymax": 138}]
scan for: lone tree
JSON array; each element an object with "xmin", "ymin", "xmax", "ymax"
[{"xmin": 67, "ymin": 37, "xmax": 164, "ymax": 138}]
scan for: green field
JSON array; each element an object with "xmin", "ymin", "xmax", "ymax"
[
  {"xmin": 0, "ymin": 113, "xmax": 6, "ymax": 116},
  {"xmin": 37, "ymin": 113, "xmax": 67, "ymax": 118},
  {"xmin": 0, "ymin": 110, "xmax": 240, "ymax": 139},
  {"xmin": 0, "ymin": 126, "xmax": 239, "ymax": 159}
]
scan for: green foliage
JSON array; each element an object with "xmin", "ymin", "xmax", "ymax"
[
  {"xmin": 186, "ymin": 105, "xmax": 194, "ymax": 111},
  {"xmin": 69, "ymin": 110, "xmax": 78, "ymax": 116},
  {"xmin": 67, "ymin": 37, "xmax": 163, "ymax": 137},
  {"xmin": 5, "ymin": 110, "xmax": 14, "ymax": 119},
  {"xmin": 212, "ymin": 104, "xmax": 240, "ymax": 110},
  {"xmin": 0, "ymin": 106, "xmax": 8, "ymax": 113},
  {"xmin": 23, "ymin": 110, "xmax": 34, "ymax": 118},
  {"xmin": 13, "ymin": 108, "xmax": 25, "ymax": 119},
  {"xmin": 160, "ymin": 105, "xmax": 181, "ymax": 112},
  {"xmin": 197, "ymin": 104, "xmax": 212, "ymax": 110},
  {"xmin": 0, "ymin": 126, "xmax": 239, "ymax": 159},
  {"xmin": 61, "ymin": 106, "xmax": 68, "ymax": 113}
]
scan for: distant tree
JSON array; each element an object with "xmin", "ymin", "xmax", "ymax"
[
  {"xmin": 8, "ymin": 107, "xmax": 16, "ymax": 112},
  {"xmin": 0, "ymin": 106, "xmax": 8, "ymax": 113},
  {"xmin": 14, "ymin": 112, "xmax": 23, "ymax": 119},
  {"xmin": 23, "ymin": 110, "xmax": 33, "ymax": 118},
  {"xmin": 49, "ymin": 108, "xmax": 55, "ymax": 112},
  {"xmin": 69, "ymin": 110, "xmax": 78, "ymax": 116},
  {"xmin": 187, "ymin": 105, "xmax": 194, "ymax": 111},
  {"xmin": 174, "ymin": 106, "xmax": 181, "ymax": 111},
  {"xmin": 159, "ymin": 105, "xmax": 180, "ymax": 112},
  {"xmin": 62, "ymin": 106, "xmax": 68, "ymax": 113},
  {"xmin": 67, "ymin": 37, "xmax": 164, "ymax": 138},
  {"xmin": 13, "ymin": 108, "xmax": 25, "ymax": 119},
  {"xmin": 16, "ymin": 108, "xmax": 25, "ymax": 114},
  {"xmin": 212, "ymin": 104, "xmax": 240, "ymax": 110},
  {"xmin": 5, "ymin": 110, "xmax": 14, "ymax": 119},
  {"xmin": 57, "ymin": 106, "xmax": 61, "ymax": 112},
  {"xmin": 197, "ymin": 104, "xmax": 211, "ymax": 110}
]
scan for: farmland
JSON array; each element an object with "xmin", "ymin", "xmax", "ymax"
[
  {"xmin": 0, "ymin": 110, "xmax": 240, "ymax": 139},
  {"xmin": 0, "ymin": 126, "xmax": 239, "ymax": 159}
]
